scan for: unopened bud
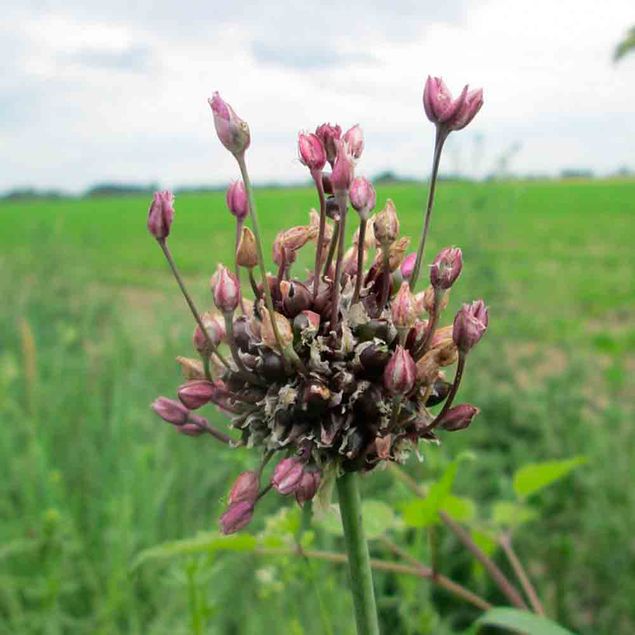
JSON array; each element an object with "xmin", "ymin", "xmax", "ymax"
[
  {"xmin": 349, "ymin": 176, "xmax": 376, "ymax": 218},
  {"xmin": 151, "ymin": 397, "xmax": 189, "ymax": 426},
  {"xmin": 261, "ymin": 308, "xmax": 293, "ymax": 350},
  {"xmin": 392, "ymin": 282, "xmax": 417, "ymax": 329},
  {"xmin": 147, "ymin": 190, "xmax": 175, "ymax": 240},
  {"xmin": 208, "ymin": 92, "xmax": 250, "ymax": 156},
  {"xmin": 220, "ymin": 501, "xmax": 254, "ymax": 534},
  {"xmin": 430, "ymin": 247, "xmax": 463, "ymax": 290},
  {"xmin": 375, "ymin": 434, "xmax": 392, "ymax": 460},
  {"xmin": 298, "ymin": 132, "xmax": 326, "ymax": 172},
  {"xmin": 453, "ymin": 300, "xmax": 488, "ymax": 352},
  {"xmin": 226, "ymin": 181, "xmax": 248, "ymax": 221},
  {"xmin": 373, "ymin": 199, "xmax": 399, "ymax": 245},
  {"xmin": 437, "ymin": 404, "xmax": 480, "ymax": 431},
  {"xmin": 423, "ymin": 76, "xmax": 483, "ymax": 132},
  {"xmin": 228, "ymin": 471, "xmax": 260, "ymax": 505},
  {"xmin": 295, "ymin": 470, "xmax": 321, "ymax": 505},
  {"xmin": 178, "ymin": 379, "xmax": 217, "ymax": 410},
  {"xmin": 315, "ymin": 123, "xmax": 342, "ymax": 165},
  {"xmin": 330, "ymin": 140, "xmax": 355, "ymax": 193},
  {"xmin": 212, "ymin": 265, "xmax": 240, "ymax": 314},
  {"xmin": 400, "ymin": 252, "xmax": 417, "ymax": 280},
  {"xmin": 272, "ymin": 457, "xmax": 305, "ymax": 495},
  {"xmin": 343, "ymin": 124, "xmax": 364, "ymax": 159},
  {"xmin": 193, "ymin": 311, "xmax": 226, "ymax": 353},
  {"xmin": 383, "ymin": 345, "xmax": 416, "ymax": 395},
  {"xmin": 236, "ymin": 226, "xmax": 258, "ymax": 268}
]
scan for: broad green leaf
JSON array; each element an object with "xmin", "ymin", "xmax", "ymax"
[
  {"xmin": 362, "ymin": 500, "xmax": 400, "ymax": 539},
  {"xmin": 441, "ymin": 495, "xmax": 476, "ymax": 523},
  {"xmin": 402, "ymin": 452, "xmax": 475, "ymax": 528},
  {"xmin": 476, "ymin": 607, "xmax": 577, "ymax": 634},
  {"xmin": 492, "ymin": 501, "xmax": 539, "ymax": 529},
  {"xmin": 131, "ymin": 532, "xmax": 257, "ymax": 570},
  {"xmin": 513, "ymin": 456, "xmax": 587, "ymax": 499},
  {"xmin": 318, "ymin": 499, "xmax": 399, "ymax": 539}
]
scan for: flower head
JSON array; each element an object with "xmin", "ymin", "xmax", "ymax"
[
  {"xmin": 343, "ymin": 124, "xmax": 364, "ymax": 160},
  {"xmin": 212, "ymin": 265, "xmax": 240, "ymax": 314},
  {"xmin": 315, "ymin": 123, "xmax": 342, "ymax": 164},
  {"xmin": 349, "ymin": 177, "xmax": 376, "ymax": 218}
]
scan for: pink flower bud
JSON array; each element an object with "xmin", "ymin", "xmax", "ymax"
[
  {"xmin": 453, "ymin": 300, "xmax": 489, "ymax": 352},
  {"xmin": 392, "ymin": 282, "xmax": 417, "ymax": 329},
  {"xmin": 151, "ymin": 397, "xmax": 189, "ymax": 425},
  {"xmin": 295, "ymin": 470, "xmax": 321, "ymax": 505},
  {"xmin": 298, "ymin": 132, "xmax": 326, "ymax": 172},
  {"xmin": 330, "ymin": 141, "xmax": 355, "ymax": 193},
  {"xmin": 383, "ymin": 345, "xmax": 416, "ymax": 395},
  {"xmin": 220, "ymin": 501, "xmax": 254, "ymax": 534},
  {"xmin": 212, "ymin": 265, "xmax": 240, "ymax": 314},
  {"xmin": 177, "ymin": 379, "xmax": 217, "ymax": 410},
  {"xmin": 228, "ymin": 471, "xmax": 260, "ymax": 505},
  {"xmin": 147, "ymin": 191, "xmax": 175, "ymax": 240},
  {"xmin": 208, "ymin": 92, "xmax": 251, "ymax": 156},
  {"xmin": 423, "ymin": 76, "xmax": 467, "ymax": 125},
  {"xmin": 423, "ymin": 77, "xmax": 483, "ymax": 132},
  {"xmin": 315, "ymin": 123, "xmax": 342, "ymax": 164},
  {"xmin": 400, "ymin": 252, "xmax": 417, "ymax": 279},
  {"xmin": 448, "ymin": 88, "xmax": 483, "ymax": 131},
  {"xmin": 430, "ymin": 247, "xmax": 463, "ymax": 290},
  {"xmin": 226, "ymin": 181, "xmax": 248, "ymax": 221},
  {"xmin": 272, "ymin": 457, "xmax": 305, "ymax": 495},
  {"xmin": 437, "ymin": 404, "xmax": 480, "ymax": 431},
  {"xmin": 178, "ymin": 422, "xmax": 206, "ymax": 436},
  {"xmin": 193, "ymin": 312, "xmax": 226, "ymax": 353},
  {"xmin": 343, "ymin": 124, "xmax": 364, "ymax": 159},
  {"xmin": 349, "ymin": 177, "xmax": 376, "ymax": 218}
]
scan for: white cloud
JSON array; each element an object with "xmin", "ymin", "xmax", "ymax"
[{"xmin": 1, "ymin": 0, "xmax": 634, "ymax": 192}]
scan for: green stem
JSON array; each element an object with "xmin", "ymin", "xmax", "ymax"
[
  {"xmin": 236, "ymin": 154, "xmax": 291, "ymax": 371},
  {"xmin": 409, "ymin": 128, "xmax": 448, "ymax": 289},
  {"xmin": 337, "ymin": 472, "xmax": 380, "ymax": 635},
  {"xmin": 352, "ymin": 217, "xmax": 367, "ymax": 304}
]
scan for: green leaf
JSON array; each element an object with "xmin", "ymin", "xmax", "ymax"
[
  {"xmin": 476, "ymin": 607, "xmax": 577, "ymax": 634},
  {"xmin": 318, "ymin": 499, "xmax": 399, "ymax": 539},
  {"xmin": 402, "ymin": 452, "xmax": 476, "ymax": 528},
  {"xmin": 513, "ymin": 456, "xmax": 587, "ymax": 500},
  {"xmin": 492, "ymin": 501, "xmax": 539, "ymax": 529},
  {"xmin": 441, "ymin": 495, "xmax": 476, "ymax": 523},
  {"xmin": 131, "ymin": 532, "xmax": 257, "ymax": 570}
]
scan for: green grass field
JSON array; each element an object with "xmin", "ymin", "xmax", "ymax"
[{"xmin": 1, "ymin": 179, "xmax": 634, "ymax": 634}]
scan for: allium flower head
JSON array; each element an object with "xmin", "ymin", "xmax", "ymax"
[{"xmin": 150, "ymin": 77, "xmax": 488, "ymax": 533}]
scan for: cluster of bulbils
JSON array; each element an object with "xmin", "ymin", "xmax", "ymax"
[{"xmin": 148, "ymin": 76, "xmax": 486, "ymax": 534}]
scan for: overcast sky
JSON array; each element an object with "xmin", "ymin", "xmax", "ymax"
[{"xmin": 1, "ymin": 0, "xmax": 634, "ymax": 193}]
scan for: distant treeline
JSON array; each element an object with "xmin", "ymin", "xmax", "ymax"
[{"xmin": 2, "ymin": 167, "xmax": 633, "ymax": 201}]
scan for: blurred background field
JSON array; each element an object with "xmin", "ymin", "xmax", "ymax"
[{"xmin": 1, "ymin": 178, "xmax": 634, "ymax": 634}]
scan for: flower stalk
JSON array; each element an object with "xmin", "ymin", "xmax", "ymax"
[{"xmin": 337, "ymin": 472, "xmax": 380, "ymax": 635}]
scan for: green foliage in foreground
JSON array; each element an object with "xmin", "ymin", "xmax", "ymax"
[{"xmin": 0, "ymin": 179, "xmax": 634, "ymax": 633}]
